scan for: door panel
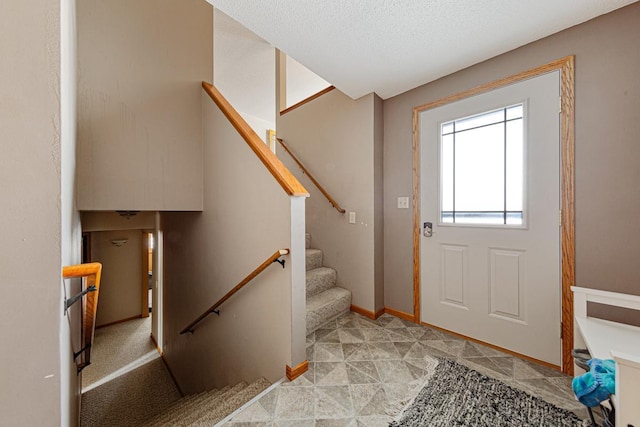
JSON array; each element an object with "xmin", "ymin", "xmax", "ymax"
[
  {"xmin": 489, "ymin": 248, "xmax": 525, "ymax": 322},
  {"xmin": 420, "ymin": 71, "xmax": 561, "ymax": 365}
]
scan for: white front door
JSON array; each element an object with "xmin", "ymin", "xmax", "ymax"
[{"xmin": 420, "ymin": 71, "xmax": 561, "ymax": 365}]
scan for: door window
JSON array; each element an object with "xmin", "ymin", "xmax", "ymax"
[{"xmin": 440, "ymin": 104, "xmax": 524, "ymax": 226}]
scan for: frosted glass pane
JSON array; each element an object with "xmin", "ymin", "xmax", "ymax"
[
  {"xmin": 441, "ymin": 134, "xmax": 454, "ymax": 212},
  {"xmin": 442, "ymin": 122, "xmax": 454, "ymax": 134},
  {"xmin": 506, "ymin": 212, "xmax": 523, "ymax": 225},
  {"xmin": 455, "ymin": 108, "xmax": 504, "ymax": 132},
  {"xmin": 455, "ymin": 123, "xmax": 504, "ymax": 211},
  {"xmin": 506, "ymin": 119, "xmax": 524, "ymax": 213},
  {"xmin": 455, "ymin": 212, "xmax": 504, "ymax": 224},
  {"xmin": 506, "ymin": 104, "xmax": 523, "ymax": 120}
]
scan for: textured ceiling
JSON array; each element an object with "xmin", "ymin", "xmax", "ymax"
[{"xmin": 209, "ymin": 0, "xmax": 637, "ymax": 100}]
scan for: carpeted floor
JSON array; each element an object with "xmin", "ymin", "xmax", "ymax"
[
  {"xmin": 81, "ymin": 358, "xmax": 181, "ymax": 427},
  {"xmin": 391, "ymin": 358, "xmax": 590, "ymax": 426},
  {"xmin": 80, "ymin": 316, "xmax": 182, "ymax": 426},
  {"xmin": 82, "ymin": 316, "xmax": 155, "ymax": 389}
]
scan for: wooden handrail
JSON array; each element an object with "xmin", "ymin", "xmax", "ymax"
[
  {"xmin": 276, "ymin": 138, "xmax": 346, "ymax": 214},
  {"xmin": 62, "ymin": 262, "xmax": 102, "ymax": 373},
  {"xmin": 180, "ymin": 249, "xmax": 289, "ymax": 335},
  {"xmin": 280, "ymin": 86, "xmax": 335, "ymax": 116},
  {"xmin": 201, "ymin": 82, "xmax": 309, "ymax": 198}
]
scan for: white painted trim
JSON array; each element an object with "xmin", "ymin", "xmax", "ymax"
[
  {"xmin": 571, "ymin": 286, "xmax": 640, "ymax": 311},
  {"xmin": 290, "ymin": 195, "xmax": 307, "ymax": 366}
]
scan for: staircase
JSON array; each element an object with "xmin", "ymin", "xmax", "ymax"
[
  {"xmin": 81, "ymin": 352, "xmax": 270, "ymax": 427},
  {"xmin": 140, "ymin": 377, "xmax": 271, "ymax": 427},
  {"xmin": 305, "ymin": 233, "xmax": 351, "ymax": 334}
]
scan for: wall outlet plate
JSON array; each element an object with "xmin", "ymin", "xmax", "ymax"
[
  {"xmin": 349, "ymin": 212, "xmax": 356, "ymax": 224},
  {"xmin": 397, "ymin": 197, "xmax": 410, "ymax": 209}
]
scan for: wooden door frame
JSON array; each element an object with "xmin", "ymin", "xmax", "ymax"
[
  {"xmin": 141, "ymin": 230, "xmax": 151, "ymax": 318},
  {"xmin": 412, "ymin": 56, "xmax": 575, "ymax": 374}
]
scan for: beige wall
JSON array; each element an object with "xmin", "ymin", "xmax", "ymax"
[
  {"xmin": 383, "ymin": 3, "xmax": 640, "ymax": 314},
  {"xmin": 0, "ymin": 0, "xmax": 66, "ymax": 424},
  {"xmin": 61, "ymin": 0, "xmax": 83, "ymax": 424},
  {"xmin": 160, "ymin": 92, "xmax": 298, "ymax": 392},
  {"xmin": 277, "ymin": 89, "xmax": 384, "ymax": 313},
  {"xmin": 91, "ymin": 230, "xmax": 143, "ymax": 327},
  {"xmin": 76, "ymin": 0, "xmax": 212, "ymax": 211},
  {"xmin": 213, "ymin": 8, "xmax": 276, "ymax": 140},
  {"xmin": 82, "ymin": 211, "xmax": 156, "ymax": 232},
  {"xmin": 285, "ymin": 55, "xmax": 331, "ymax": 108}
]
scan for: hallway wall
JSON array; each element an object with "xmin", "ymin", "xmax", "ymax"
[
  {"xmin": 160, "ymin": 92, "xmax": 299, "ymax": 392},
  {"xmin": 77, "ymin": 0, "xmax": 212, "ymax": 211},
  {"xmin": 91, "ymin": 230, "xmax": 143, "ymax": 327},
  {"xmin": 277, "ymin": 89, "xmax": 384, "ymax": 314}
]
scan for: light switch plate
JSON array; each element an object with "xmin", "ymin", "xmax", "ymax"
[
  {"xmin": 397, "ymin": 197, "xmax": 409, "ymax": 209},
  {"xmin": 349, "ymin": 212, "xmax": 356, "ymax": 224}
]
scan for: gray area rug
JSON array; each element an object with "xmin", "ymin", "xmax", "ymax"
[{"xmin": 390, "ymin": 358, "xmax": 589, "ymax": 427}]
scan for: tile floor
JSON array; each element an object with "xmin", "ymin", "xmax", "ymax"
[{"xmin": 223, "ymin": 312, "xmax": 589, "ymax": 426}]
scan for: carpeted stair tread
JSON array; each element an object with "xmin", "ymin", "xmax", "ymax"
[
  {"xmin": 152, "ymin": 384, "xmax": 232, "ymax": 426},
  {"xmin": 152, "ymin": 387, "xmax": 225, "ymax": 425},
  {"xmin": 306, "ymin": 286, "xmax": 351, "ymax": 335},
  {"xmin": 305, "ymin": 233, "xmax": 311, "ymax": 249},
  {"xmin": 147, "ymin": 382, "xmax": 245, "ymax": 427},
  {"xmin": 305, "ymin": 248, "xmax": 323, "ymax": 271},
  {"xmin": 173, "ymin": 381, "xmax": 248, "ymax": 426},
  {"xmin": 306, "ymin": 266, "xmax": 337, "ymax": 298},
  {"xmin": 141, "ymin": 391, "xmax": 209, "ymax": 426},
  {"xmin": 187, "ymin": 377, "xmax": 271, "ymax": 426}
]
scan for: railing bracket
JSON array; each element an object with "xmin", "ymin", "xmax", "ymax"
[
  {"xmin": 213, "ymin": 309, "xmax": 220, "ymax": 316},
  {"xmin": 273, "ymin": 258, "xmax": 286, "ymax": 268},
  {"xmin": 77, "ymin": 361, "xmax": 91, "ymax": 374},
  {"xmin": 74, "ymin": 344, "xmax": 91, "ymax": 361},
  {"xmin": 65, "ymin": 285, "xmax": 97, "ymax": 313}
]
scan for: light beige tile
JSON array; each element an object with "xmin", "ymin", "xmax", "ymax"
[
  {"xmin": 374, "ymin": 360, "xmax": 415, "ymax": 383},
  {"xmin": 356, "ymin": 415, "xmax": 393, "ymax": 427},
  {"xmin": 228, "ymin": 311, "xmax": 581, "ymax": 425},
  {"xmin": 315, "ymin": 418, "xmax": 357, "ymax": 426},
  {"xmin": 401, "ymin": 342, "xmax": 430, "ymax": 359},
  {"xmin": 513, "ymin": 358, "xmax": 546, "ymax": 379},
  {"xmin": 355, "ymin": 316, "xmax": 379, "ymax": 329},
  {"xmin": 338, "ymin": 329, "xmax": 365, "ymax": 343},
  {"xmin": 392, "ymin": 341, "xmax": 415, "ymax": 358},
  {"xmin": 227, "ymin": 401, "xmax": 272, "ymax": 423},
  {"xmin": 342, "ymin": 343, "xmax": 370, "ymax": 361},
  {"xmin": 316, "ymin": 329, "xmax": 341, "ymax": 343},
  {"xmin": 315, "ymin": 343, "xmax": 345, "ymax": 362},
  {"xmin": 315, "ymin": 386, "xmax": 354, "ymax": 419},
  {"xmin": 367, "ymin": 342, "xmax": 401, "ymax": 360},
  {"xmin": 381, "ymin": 318, "xmax": 407, "ymax": 329},
  {"xmin": 315, "ymin": 362, "xmax": 349, "ymax": 386},
  {"xmin": 274, "ymin": 420, "xmax": 315, "ymax": 427},
  {"xmin": 274, "ymin": 387, "xmax": 315, "ymax": 419},
  {"xmin": 345, "ymin": 361, "xmax": 380, "ymax": 384},
  {"xmin": 385, "ymin": 328, "xmax": 415, "ymax": 342},
  {"xmin": 360, "ymin": 328, "xmax": 390, "ymax": 342},
  {"xmin": 350, "ymin": 384, "xmax": 388, "ymax": 416}
]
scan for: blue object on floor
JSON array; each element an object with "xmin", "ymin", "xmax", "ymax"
[{"xmin": 572, "ymin": 358, "xmax": 616, "ymax": 407}]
